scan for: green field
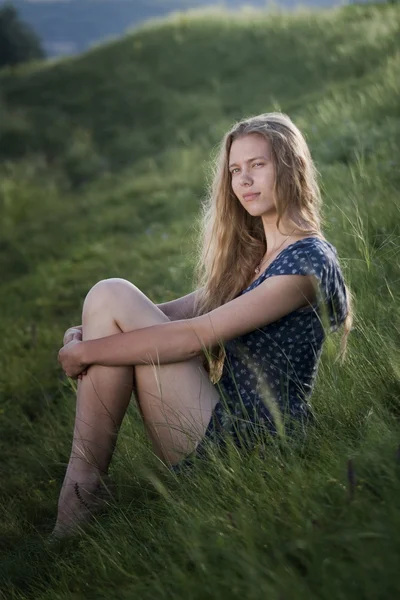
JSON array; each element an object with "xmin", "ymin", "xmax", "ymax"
[{"xmin": 0, "ymin": 2, "xmax": 399, "ymax": 598}]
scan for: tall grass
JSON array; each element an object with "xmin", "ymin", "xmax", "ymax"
[{"xmin": 0, "ymin": 3, "xmax": 399, "ymax": 598}]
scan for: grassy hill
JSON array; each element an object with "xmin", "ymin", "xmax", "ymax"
[
  {"xmin": 0, "ymin": 3, "xmax": 400, "ymax": 598},
  {"xmin": 1, "ymin": 0, "xmax": 341, "ymax": 57}
]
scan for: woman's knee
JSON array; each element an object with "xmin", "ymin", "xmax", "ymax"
[
  {"xmin": 82, "ymin": 278, "xmax": 168, "ymax": 332},
  {"xmin": 83, "ymin": 278, "xmax": 139, "ymax": 315}
]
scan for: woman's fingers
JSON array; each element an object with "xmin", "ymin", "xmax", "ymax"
[
  {"xmin": 61, "ymin": 327, "xmax": 84, "ymax": 379},
  {"xmin": 63, "ymin": 326, "xmax": 83, "ymax": 346},
  {"xmin": 77, "ymin": 368, "xmax": 88, "ymax": 381},
  {"xmin": 64, "ymin": 333, "xmax": 81, "ymax": 345}
]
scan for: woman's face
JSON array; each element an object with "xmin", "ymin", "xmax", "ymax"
[{"xmin": 228, "ymin": 133, "xmax": 276, "ymax": 216}]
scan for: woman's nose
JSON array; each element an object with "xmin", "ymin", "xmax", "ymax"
[{"xmin": 240, "ymin": 172, "xmax": 252, "ymax": 185}]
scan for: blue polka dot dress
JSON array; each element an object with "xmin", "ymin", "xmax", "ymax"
[{"xmin": 171, "ymin": 236, "xmax": 349, "ymax": 472}]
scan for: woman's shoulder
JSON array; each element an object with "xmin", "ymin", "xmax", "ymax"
[
  {"xmin": 278, "ymin": 236, "xmax": 348, "ymax": 328},
  {"xmin": 268, "ymin": 235, "xmax": 343, "ymax": 287},
  {"xmin": 284, "ymin": 236, "xmax": 339, "ymax": 266},
  {"xmin": 291, "ymin": 235, "xmax": 336, "ymax": 252}
]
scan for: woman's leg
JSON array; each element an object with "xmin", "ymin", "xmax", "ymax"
[{"xmin": 52, "ymin": 278, "xmax": 220, "ymax": 535}]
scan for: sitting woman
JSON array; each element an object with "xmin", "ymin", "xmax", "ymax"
[{"xmin": 54, "ymin": 111, "xmax": 353, "ymax": 537}]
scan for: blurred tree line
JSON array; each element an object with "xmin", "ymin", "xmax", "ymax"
[{"xmin": 0, "ymin": 2, "xmax": 44, "ymax": 69}]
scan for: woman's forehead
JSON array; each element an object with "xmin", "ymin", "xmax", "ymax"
[{"xmin": 229, "ymin": 133, "xmax": 270, "ymax": 160}]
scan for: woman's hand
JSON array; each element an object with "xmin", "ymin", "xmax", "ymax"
[
  {"xmin": 58, "ymin": 338, "xmax": 88, "ymax": 380},
  {"xmin": 63, "ymin": 325, "xmax": 82, "ymax": 346},
  {"xmin": 62, "ymin": 325, "xmax": 88, "ymax": 379}
]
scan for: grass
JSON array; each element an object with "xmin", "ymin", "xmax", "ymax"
[{"xmin": 0, "ymin": 2, "xmax": 400, "ymax": 598}]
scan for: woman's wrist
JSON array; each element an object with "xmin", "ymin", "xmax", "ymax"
[{"xmin": 78, "ymin": 340, "xmax": 91, "ymax": 369}]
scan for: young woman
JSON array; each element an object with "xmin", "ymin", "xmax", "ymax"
[{"xmin": 53, "ymin": 112, "xmax": 353, "ymax": 537}]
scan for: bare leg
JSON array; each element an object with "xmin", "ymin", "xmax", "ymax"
[
  {"xmin": 52, "ymin": 317, "xmax": 134, "ymax": 536},
  {"xmin": 52, "ymin": 278, "xmax": 220, "ymax": 537}
]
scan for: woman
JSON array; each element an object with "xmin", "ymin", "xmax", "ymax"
[{"xmin": 53, "ymin": 112, "xmax": 353, "ymax": 537}]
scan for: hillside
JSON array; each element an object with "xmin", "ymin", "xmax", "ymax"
[
  {"xmin": 1, "ymin": 0, "xmax": 345, "ymax": 57},
  {"xmin": 0, "ymin": 3, "xmax": 400, "ymax": 598}
]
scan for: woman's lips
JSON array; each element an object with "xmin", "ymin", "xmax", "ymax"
[{"xmin": 243, "ymin": 193, "xmax": 260, "ymax": 201}]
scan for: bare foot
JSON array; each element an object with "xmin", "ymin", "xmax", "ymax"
[{"xmin": 50, "ymin": 472, "xmax": 114, "ymax": 539}]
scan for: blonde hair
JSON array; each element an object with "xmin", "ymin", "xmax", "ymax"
[{"xmin": 192, "ymin": 112, "xmax": 353, "ymax": 383}]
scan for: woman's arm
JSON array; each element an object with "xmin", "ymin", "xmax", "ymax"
[
  {"xmin": 157, "ymin": 288, "xmax": 204, "ymax": 321},
  {"xmin": 61, "ymin": 290, "xmax": 209, "ymax": 378},
  {"xmin": 157, "ymin": 288, "xmax": 210, "ymax": 371},
  {"xmin": 79, "ymin": 319, "xmax": 204, "ymax": 370},
  {"xmin": 71, "ymin": 272, "xmax": 315, "ymax": 374}
]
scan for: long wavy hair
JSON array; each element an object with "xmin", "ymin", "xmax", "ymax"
[{"xmin": 192, "ymin": 112, "xmax": 354, "ymax": 384}]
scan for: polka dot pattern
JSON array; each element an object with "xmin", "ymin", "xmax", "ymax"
[{"xmin": 196, "ymin": 237, "xmax": 349, "ymax": 453}]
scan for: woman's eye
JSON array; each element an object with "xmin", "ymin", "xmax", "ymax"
[{"xmin": 230, "ymin": 163, "xmax": 263, "ymax": 174}]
